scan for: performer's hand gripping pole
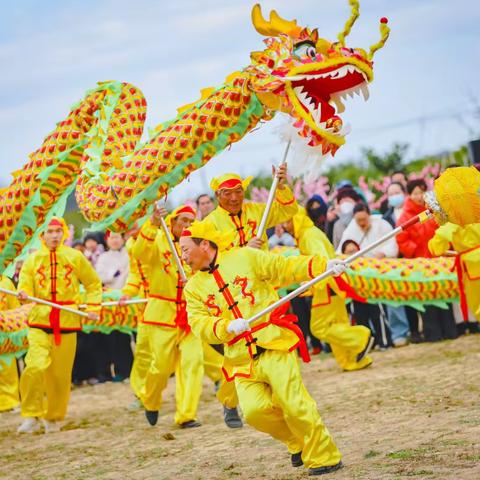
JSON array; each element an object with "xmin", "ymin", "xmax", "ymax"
[
  {"xmin": 256, "ymin": 140, "xmax": 291, "ymax": 239},
  {"xmin": 156, "ymin": 202, "xmax": 188, "ymax": 283},
  {"xmin": 247, "ymin": 210, "xmax": 433, "ymax": 324},
  {"xmin": 0, "ymin": 287, "xmax": 89, "ymax": 318}
]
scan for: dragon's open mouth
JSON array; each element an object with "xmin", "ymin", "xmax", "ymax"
[{"xmin": 286, "ymin": 62, "xmax": 370, "ymax": 143}]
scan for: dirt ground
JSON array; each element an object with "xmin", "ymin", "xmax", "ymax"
[{"xmin": 1, "ymin": 334, "xmax": 479, "ymax": 480}]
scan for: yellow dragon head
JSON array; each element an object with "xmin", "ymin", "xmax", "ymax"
[{"xmin": 245, "ymin": 1, "xmax": 390, "ymax": 157}]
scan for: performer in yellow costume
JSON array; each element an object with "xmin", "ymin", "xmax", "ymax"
[
  {"xmin": 180, "ymin": 221, "xmax": 345, "ymax": 476},
  {"xmin": 0, "ymin": 275, "xmax": 21, "ymax": 412},
  {"xmin": 283, "ymin": 209, "xmax": 373, "ymax": 371},
  {"xmin": 132, "ymin": 204, "xmax": 204, "ymax": 428},
  {"xmin": 206, "ymin": 166, "xmax": 298, "ymax": 249},
  {"xmin": 428, "ymin": 222, "xmax": 480, "ymax": 319},
  {"xmin": 120, "ymin": 228, "xmax": 151, "ymax": 409},
  {"xmin": 16, "ymin": 217, "xmax": 102, "ymax": 433}
]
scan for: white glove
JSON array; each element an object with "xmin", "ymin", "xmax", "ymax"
[
  {"xmin": 327, "ymin": 259, "xmax": 347, "ymax": 277},
  {"xmin": 227, "ymin": 318, "xmax": 251, "ymax": 335}
]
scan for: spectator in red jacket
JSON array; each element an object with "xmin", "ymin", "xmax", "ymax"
[
  {"xmin": 396, "ymin": 179, "xmax": 456, "ymax": 342},
  {"xmin": 396, "ymin": 179, "xmax": 438, "ymax": 258}
]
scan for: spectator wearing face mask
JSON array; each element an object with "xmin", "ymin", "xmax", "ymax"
[
  {"xmin": 383, "ymin": 182, "xmax": 406, "ymax": 228},
  {"xmin": 331, "ymin": 188, "xmax": 362, "ymax": 250},
  {"xmin": 381, "ymin": 182, "xmax": 410, "ymax": 346},
  {"xmin": 305, "ymin": 195, "xmax": 328, "ymax": 232}
]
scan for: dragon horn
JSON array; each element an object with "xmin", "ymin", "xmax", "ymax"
[
  {"xmin": 337, "ymin": 0, "xmax": 360, "ymax": 46},
  {"xmin": 368, "ymin": 17, "xmax": 390, "ymax": 59},
  {"xmin": 251, "ymin": 4, "xmax": 300, "ymax": 37}
]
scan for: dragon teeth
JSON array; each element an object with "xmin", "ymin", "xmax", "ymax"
[{"xmin": 360, "ymin": 83, "xmax": 370, "ymax": 101}]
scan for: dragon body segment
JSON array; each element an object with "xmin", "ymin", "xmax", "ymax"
[{"xmin": 0, "ymin": 1, "xmax": 388, "ymax": 271}]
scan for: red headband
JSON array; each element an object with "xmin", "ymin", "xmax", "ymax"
[
  {"xmin": 217, "ymin": 178, "xmax": 243, "ymax": 191},
  {"xmin": 175, "ymin": 206, "xmax": 196, "ymax": 217},
  {"xmin": 48, "ymin": 219, "xmax": 63, "ymax": 228}
]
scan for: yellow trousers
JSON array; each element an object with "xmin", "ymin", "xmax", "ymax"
[
  {"xmin": 311, "ymin": 295, "xmax": 372, "ymax": 371},
  {"xmin": 130, "ymin": 322, "xmax": 151, "ymax": 399},
  {"xmin": 20, "ymin": 328, "xmax": 77, "ymax": 421},
  {"xmin": 141, "ymin": 324, "xmax": 204, "ymax": 424},
  {"xmin": 235, "ymin": 350, "xmax": 341, "ymax": 469},
  {"xmin": 465, "ymin": 278, "xmax": 480, "ymax": 320},
  {"xmin": 0, "ymin": 360, "xmax": 20, "ymax": 412}
]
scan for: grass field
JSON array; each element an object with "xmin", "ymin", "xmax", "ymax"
[{"xmin": 1, "ymin": 335, "xmax": 479, "ymax": 480}]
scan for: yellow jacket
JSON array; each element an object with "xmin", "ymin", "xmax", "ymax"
[
  {"xmin": 184, "ymin": 247, "xmax": 326, "ymax": 379},
  {"xmin": 429, "ymin": 221, "xmax": 480, "ymax": 290},
  {"xmin": 132, "ymin": 219, "xmax": 188, "ymax": 327},
  {"xmin": 122, "ymin": 236, "xmax": 150, "ymax": 298},
  {"xmin": 0, "ymin": 276, "xmax": 20, "ymax": 311},
  {"xmin": 292, "ymin": 210, "xmax": 343, "ymax": 306},
  {"xmin": 206, "ymin": 187, "xmax": 298, "ymax": 249},
  {"xmin": 17, "ymin": 244, "xmax": 102, "ymax": 331},
  {"xmin": 428, "ymin": 223, "xmax": 480, "ymax": 279}
]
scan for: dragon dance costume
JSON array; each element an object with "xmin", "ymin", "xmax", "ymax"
[
  {"xmin": 291, "ymin": 209, "xmax": 372, "ymax": 371},
  {"xmin": 18, "ymin": 218, "xmax": 102, "ymax": 422},
  {"xmin": 122, "ymin": 235, "xmax": 151, "ymax": 400},
  {"xmin": 0, "ymin": 275, "xmax": 20, "ymax": 412},
  {"xmin": 429, "ymin": 223, "xmax": 480, "ymax": 320},
  {"xmin": 183, "ymin": 221, "xmax": 341, "ymax": 471},
  {"xmin": 132, "ymin": 206, "xmax": 204, "ymax": 425}
]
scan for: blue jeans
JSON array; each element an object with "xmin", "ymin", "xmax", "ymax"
[{"xmin": 386, "ymin": 305, "xmax": 410, "ymax": 341}]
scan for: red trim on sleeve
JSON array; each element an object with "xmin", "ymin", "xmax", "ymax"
[
  {"xmin": 140, "ymin": 231, "xmax": 155, "ymax": 241},
  {"xmin": 308, "ymin": 258, "xmax": 315, "ymax": 279}
]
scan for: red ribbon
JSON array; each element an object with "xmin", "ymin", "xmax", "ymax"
[
  {"xmin": 48, "ymin": 300, "xmax": 75, "ymax": 345},
  {"xmin": 227, "ymin": 302, "xmax": 311, "ymax": 364},
  {"xmin": 333, "ymin": 276, "xmax": 367, "ymax": 303}
]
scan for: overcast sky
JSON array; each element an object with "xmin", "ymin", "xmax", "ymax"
[{"xmin": 1, "ymin": 0, "xmax": 479, "ymax": 202}]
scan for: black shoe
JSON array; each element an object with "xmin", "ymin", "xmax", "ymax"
[
  {"xmin": 145, "ymin": 410, "xmax": 159, "ymax": 426},
  {"xmin": 291, "ymin": 451, "xmax": 303, "ymax": 467},
  {"xmin": 223, "ymin": 407, "xmax": 243, "ymax": 429},
  {"xmin": 179, "ymin": 420, "xmax": 201, "ymax": 429},
  {"xmin": 309, "ymin": 461, "xmax": 343, "ymax": 476},
  {"xmin": 410, "ymin": 332, "xmax": 424, "ymax": 344},
  {"xmin": 356, "ymin": 335, "xmax": 374, "ymax": 363}
]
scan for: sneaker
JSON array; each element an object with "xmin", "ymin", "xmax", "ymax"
[
  {"xmin": 309, "ymin": 461, "xmax": 344, "ymax": 476},
  {"xmin": 393, "ymin": 337, "xmax": 408, "ymax": 347},
  {"xmin": 127, "ymin": 398, "xmax": 143, "ymax": 411},
  {"xmin": 179, "ymin": 420, "xmax": 201, "ymax": 429},
  {"xmin": 223, "ymin": 406, "xmax": 243, "ymax": 429},
  {"xmin": 291, "ymin": 451, "xmax": 303, "ymax": 467},
  {"xmin": 145, "ymin": 410, "xmax": 159, "ymax": 426},
  {"xmin": 17, "ymin": 417, "xmax": 41, "ymax": 434},
  {"xmin": 87, "ymin": 377, "xmax": 99, "ymax": 386},
  {"xmin": 356, "ymin": 335, "xmax": 374, "ymax": 363},
  {"xmin": 42, "ymin": 419, "xmax": 60, "ymax": 433}
]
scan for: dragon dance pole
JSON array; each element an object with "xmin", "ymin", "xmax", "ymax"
[
  {"xmin": 156, "ymin": 203, "xmax": 188, "ymax": 282},
  {"xmin": 256, "ymin": 140, "xmax": 291, "ymax": 239},
  {"xmin": 0, "ymin": 287, "xmax": 89, "ymax": 318},
  {"xmin": 247, "ymin": 210, "xmax": 433, "ymax": 324}
]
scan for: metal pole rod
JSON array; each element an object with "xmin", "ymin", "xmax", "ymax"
[
  {"xmin": 159, "ymin": 215, "xmax": 187, "ymax": 283},
  {"xmin": 247, "ymin": 211, "xmax": 431, "ymax": 324},
  {"xmin": 0, "ymin": 287, "xmax": 89, "ymax": 318},
  {"xmin": 79, "ymin": 298, "xmax": 149, "ymax": 309},
  {"xmin": 256, "ymin": 140, "xmax": 291, "ymax": 239}
]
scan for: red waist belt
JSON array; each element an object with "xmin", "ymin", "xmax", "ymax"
[
  {"xmin": 451, "ymin": 245, "xmax": 480, "ymax": 321},
  {"xmin": 48, "ymin": 300, "xmax": 76, "ymax": 345},
  {"xmin": 148, "ymin": 293, "xmax": 190, "ymax": 333},
  {"xmin": 227, "ymin": 302, "xmax": 311, "ymax": 363}
]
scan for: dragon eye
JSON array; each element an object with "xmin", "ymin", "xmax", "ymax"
[{"xmin": 293, "ymin": 43, "xmax": 317, "ymax": 60}]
